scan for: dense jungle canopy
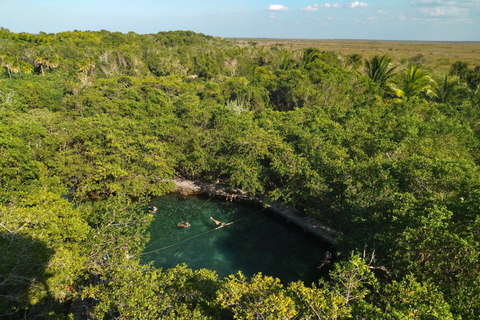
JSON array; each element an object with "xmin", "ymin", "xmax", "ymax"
[{"xmin": 1, "ymin": 28, "xmax": 480, "ymax": 319}]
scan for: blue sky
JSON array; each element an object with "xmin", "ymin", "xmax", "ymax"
[{"xmin": 1, "ymin": 0, "xmax": 479, "ymax": 41}]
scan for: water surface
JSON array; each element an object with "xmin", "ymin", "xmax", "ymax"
[{"xmin": 141, "ymin": 193, "xmax": 329, "ymax": 284}]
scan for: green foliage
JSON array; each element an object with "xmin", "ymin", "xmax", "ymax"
[
  {"xmin": 1, "ymin": 29, "xmax": 480, "ymax": 319},
  {"xmin": 288, "ymin": 255, "xmax": 378, "ymax": 319},
  {"xmin": 0, "ymin": 107, "xmax": 63, "ymax": 202},
  {"xmin": 0, "ymin": 189, "xmax": 89, "ymax": 318},
  {"xmin": 263, "ymin": 69, "xmax": 315, "ymax": 111},
  {"xmin": 56, "ymin": 114, "xmax": 175, "ymax": 199},
  {"xmin": 299, "ymin": 48, "xmax": 322, "ymax": 69},
  {"xmin": 79, "ymin": 196, "xmax": 153, "ymax": 271},
  {"xmin": 365, "ymin": 55, "xmax": 397, "ymax": 91},
  {"xmin": 345, "ymin": 53, "xmax": 363, "ymax": 71},
  {"xmin": 450, "ymin": 60, "xmax": 469, "ymax": 79},
  {"xmin": 218, "ymin": 272, "xmax": 297, "ymax": 319},
  {"xmin": 430, "ymin": 74, "xmax": 463, "ymax": 104},
  {"xmin": 377, "ymin": 275, "xmax": 456, "ymax": 320},
  {"xmin": 390, "ymin": 65, "xmax": 434, "ymax": 101},
  {"xmin": 394, "ymin": 205, "xmax": 480, "ymax": 317},
  {"xmin": 85, "ymin": 264, "xmax": 220, "ymax": 319}
]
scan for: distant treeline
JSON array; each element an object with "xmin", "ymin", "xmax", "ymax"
[{"xmin": 1, "ymin": 28, "xmax": 479, "ymax": 319}]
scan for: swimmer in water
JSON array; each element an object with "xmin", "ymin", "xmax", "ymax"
[
  {"xmin": 210, "ymin": 217, "xmax": 232, "ymax": 229},
  {"xmin": 149, "ymin": 206, "xmax": 157, "ymax": 215},
  {"xmin": 177, "ymin": 221, "xmax": 190, "ymax": 229}
]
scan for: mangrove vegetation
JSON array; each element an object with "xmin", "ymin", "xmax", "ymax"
[{"xmin": 1, "ymin": 27, "xmax": 480, "ymax": 319}]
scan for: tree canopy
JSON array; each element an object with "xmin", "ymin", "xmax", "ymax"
[{"xmin": 1, "ymin": 29, "xmax": 480, "ymax": 319}]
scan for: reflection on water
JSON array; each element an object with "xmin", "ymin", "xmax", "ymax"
[{"xmin": 141, "ymin": 193, "xmax": 330, "ymax": 284}]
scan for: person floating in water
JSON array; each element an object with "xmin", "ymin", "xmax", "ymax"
[
  {"xmin": 177, "ymin": 221, "xmax": 190, "ymax": 229},
  {"xmin": 318, "ymin": 250, "xmax": 333, "ymax": 269},
  {"xmin": 149, "ymin": 206, "xmax": 157, "ymax": 215},
  {"xmin": 210, "ymin": 217, "xmax": 232, "ymax": 229}
]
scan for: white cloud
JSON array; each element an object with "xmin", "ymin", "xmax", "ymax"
[
  {"xmin": 349, "ymin": 1, "xmax": 368, "ymax": 8},
  {"xmin": 417, "ymin": 0, "xmax": 442, "ymax": 4},
  {"xmin": 267, "ymin": 4, "xmax": 289, "ymax": 11},
  {"xmin": 414, "ymin": 0, "xmax": 479, "ymax": 6},
  {"xmin": 322, "ymin": 3, "xmax": 341, "ymax": 8},
  {"xmin": 322, "ymin": 2, "xmax": 366, "ymax": 9},
  {"xmin": 408, "ymin": 0, "xmax": 480, "ymax": 31},
  {"xmin": 301, "ymin": 4, "xmax": 320, "ymax": 11},
  {"xmin": 420, "ymin": 6, "xmax": 468, "ymax": 16},
  {"xmin": 409, "ymin": 0, "xmax": 476, "ymax": 27},
  {"xmin": 413, "ymin": 0, "xmax": 480, "ymax": 12},
  {"xmin": 326, "ymin": 16, "xmax": 344, "ymax": 22}
]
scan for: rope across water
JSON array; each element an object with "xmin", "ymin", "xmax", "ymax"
[
  {"xmin": 141, "ymin": 209, "xmax": 264, "ymax": 255},
  {"xmin": 143, "ymin": 195, "xmax": 215, "ymax": 251}
]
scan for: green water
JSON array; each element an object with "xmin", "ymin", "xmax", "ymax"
[{"xmin": 141, "ymin": 193, "xmax": 329, "ymax": 284}]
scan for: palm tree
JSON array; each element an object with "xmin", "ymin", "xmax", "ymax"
[
  {"xmin": 390, "ymin": 65, "xmax": 434, "ymax": 101},
  {"xmin": 429, "ymin": 74, "xmax": 461, "ymax": 104},
  {"xmin": 345, "ymin": 53, "xmax": 362, "ymax": 72},
  {"xmin": 79, "ymin": 58, "xmax": 95, "ymax": 75},
  {"xmin": 450, "ymin": 60, "xmax": 468, "ymax": 81},
  {"xmin": 364, "ymin": 55, "xmax": 397, "ymax": 90},
  {"xmin": 10, "ymin": 63, "xmax": 20, "ymax": 77},
  {"xmin": 464, "ymin": 66, "xmax": 480, "ymax": 90},
  {"xmin": 466, "ymin": 84, "xmax": 480, "ymax": 107},
  {"xmin": 34, "ymin": 57, "xmax": 46, "ymax": 75},
  {"xmin": 278, "ymin": 51, "xmax": 294, "ymax": 71},
  {"xmin": 3, "ymin": 57, "xmax": 14, "ymax": 79},
  {"xmin": 34, "ymin": 46, "xmax": 58, "ymax": 75},
  {"xmin": 299, "ymin": 48, "xmax": 321, "ymax": 68}
]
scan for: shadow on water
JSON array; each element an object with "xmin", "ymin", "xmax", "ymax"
[
  {"xmin": 141, "ymin": 193, "xmax": 333, "ymax": 285},
  {"xmin": 0, "ymin": 232, "xmax": 66, "ymax": 319}
]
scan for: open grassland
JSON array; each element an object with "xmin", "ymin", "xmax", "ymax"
[{"xmin": 232, "ymin": 38, "xmax": 480, "ymax": 77}]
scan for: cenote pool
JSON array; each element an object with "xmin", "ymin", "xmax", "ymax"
[{"xmin": 141, "ymin": 193, "xmax": 331, "ymax": 284}]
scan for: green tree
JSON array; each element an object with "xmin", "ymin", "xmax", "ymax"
[
  {"xmin": 278, "ymin": 50, "xmax": 295, "ymax": 71},
  {"xmin": 345, "ymin": 53, "xmax": 363, "ymax": 72},
  {"xmin": 377, "ymin": 275, "xmax": 455, "ymax": 320},
  {"xmin": 193, "ymin": 52, "xmax": 220, "ymax": 79},
  {"xmin": 0, "ymin": 189, "xmax": 89, "ymax": 318},
  {"xmin": 85, "ymin": 264, "xmax": 220, "ymax": 319},
  {"xmin": 466, "ymin": 84, "xmax": 480, "ymax": 107},
  {"xmin": 430, "ymin": 74, "xmax": 462, "ymax": 104},
  {"xmin": 299, "ymin": 48, "xmax": 322, "ymax": 69},
  {"xmin": 450, "ymin": 60, "xmax": 468, "ymax": 80},
  {"xmin": 56, "ymin": 115, "xmax": 175, "ymax": 200},
  {"xmin": 390, "ymin": 65, "xmax": 433, "ymax": 101},
  {"xmin": 217, "ymin": 272, "xmax": 297, "ymax": 319},
  {"xmin": 365, "ymin": 55, "xmax": 397, "ymax": 90},
  {"xmin": 394, "ymin": 206, "xmax": 480, "ymax": 318},
  {"xmin": 288, "ymin": 254, "xmax": 378, "ymax": 319},
  {"xmin": 464, "ymin": 66, "xmax": 480, "ymax": 90},
  {"xmin": 2, "ymin": 57, "xmax": 14, "ymax": 79},
  {"xmin": 265, "ymin": 69, "xmax": 316, "ymax": 111}
]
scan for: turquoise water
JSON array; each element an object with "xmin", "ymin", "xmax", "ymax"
[{"xmin": 141, "ymin": 193, "xmax": 329, "ymax": 284}]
